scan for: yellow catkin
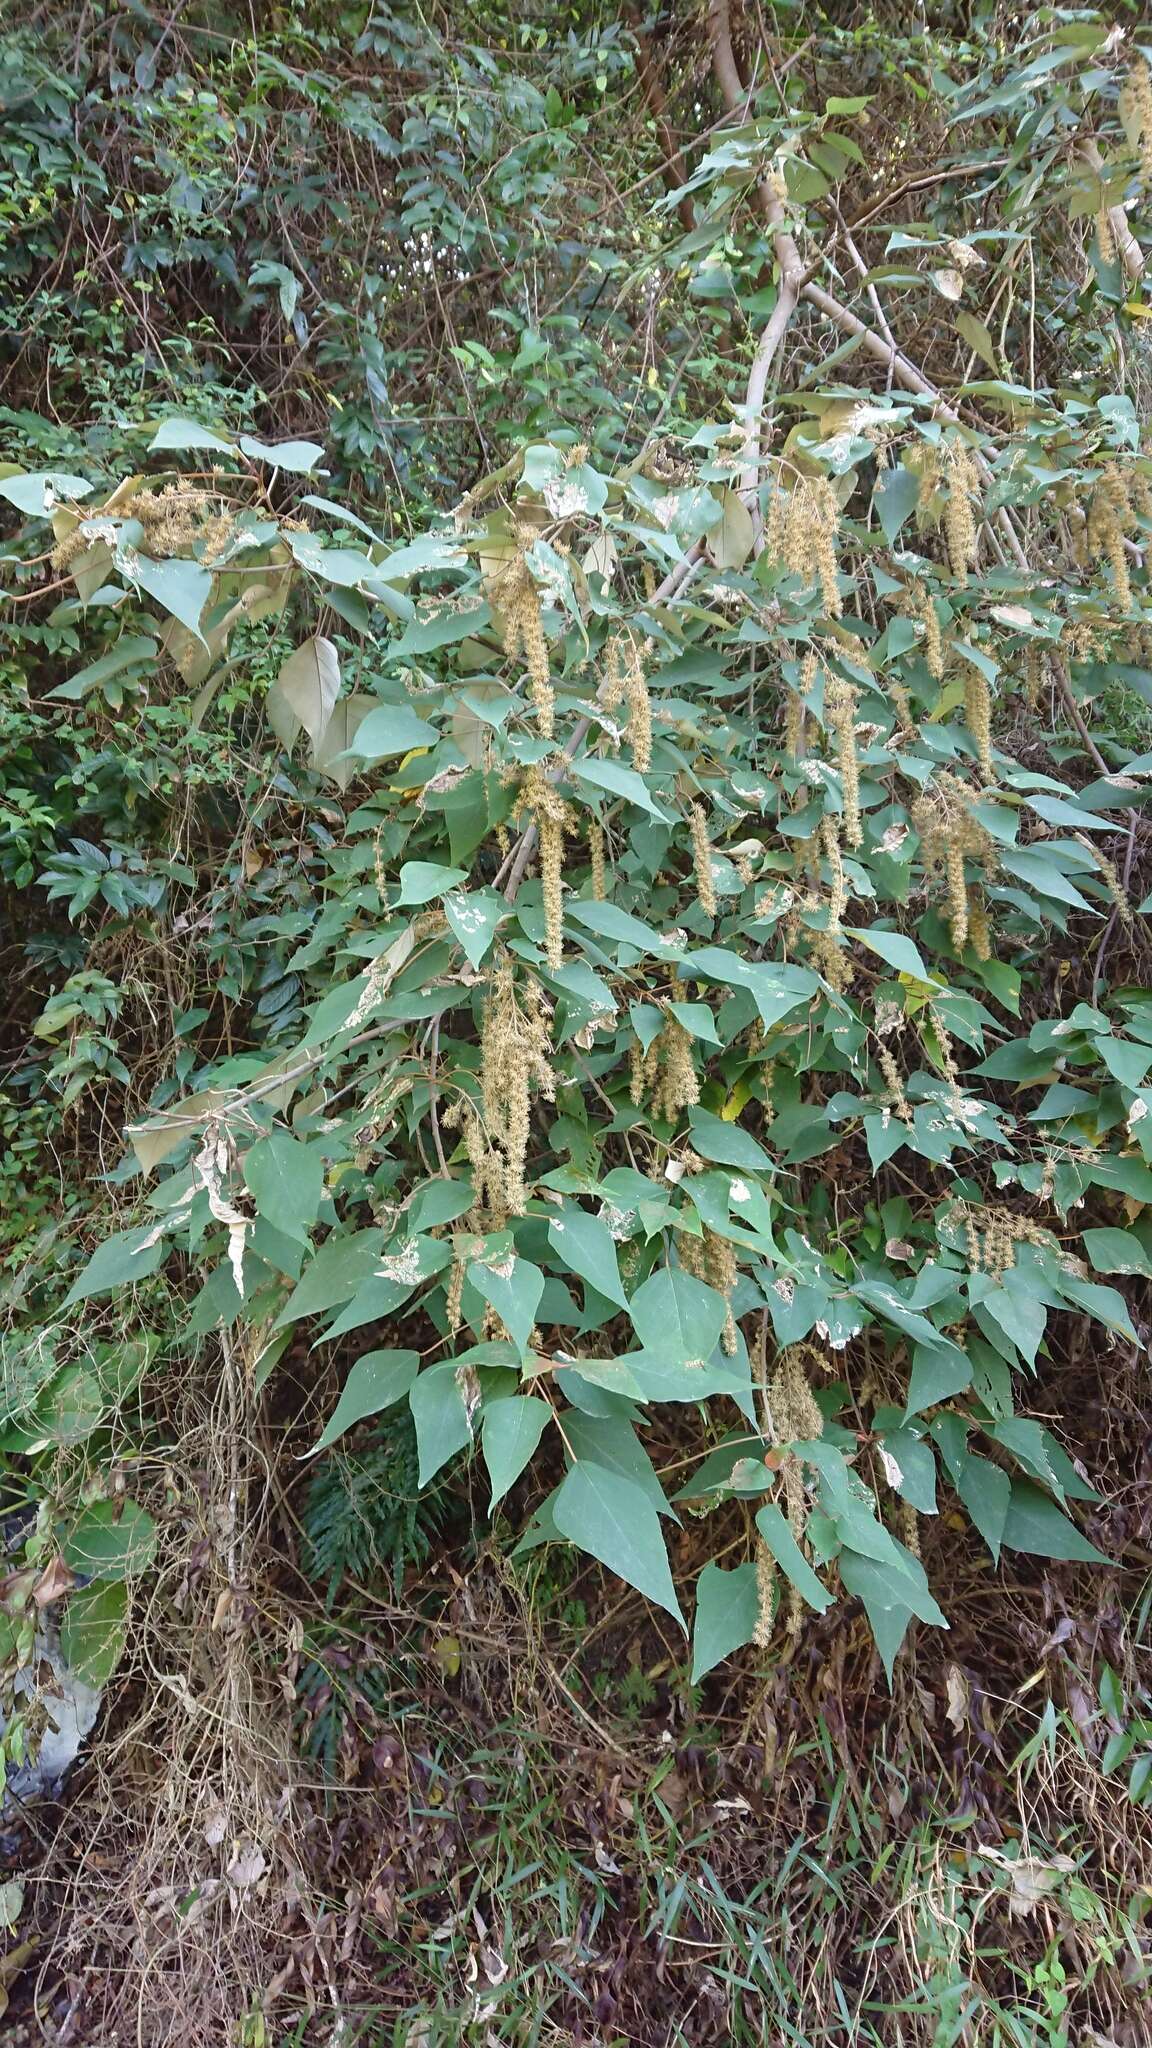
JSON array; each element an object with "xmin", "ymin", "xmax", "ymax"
[
  {"xmin": 918, "ymin": 586, "xmax": 944, "ymax": 682},
  {"xmin": 588, "ymin": 817, "xmax": 606, "ymax": 901},
  {"xmin": 913, "ymin": 771, "xmax": 997, "ymax": 948},
  {"xmin": 968, "ymin": 898, "xmax": 991, "ymax": 959},
  {"xmin": 875, "ymin": 1040, "xmax": 913, "ymax": 1123},
  {"xmin": 899, "ymin": 1498, "xmax": 921, "ymax": 1561},
  {"xmin": 518, "ymin": 765, "xmax": 574, "ymax": 973},
  {"xmin": 821, "ymin": 813, "xmax": 847, "ymax": 932},
  {"xmin": 478, "ymin": 959, "xmax": 556, "ymax": 1215},
  {"xmin": 445, "ymin": 1257, "xmax": 465, "ymax": 1334},
  {"xmin": 781, "ymin": 479, "xmax": 842, "ymax": 616},
  {"xmin": 1130, "ymin": 60, "xmax": 1152, "ymax": 185},
  {"xmin": 1077, "ymin": 833, "xmax": 1134, "ymax": 927},
  {"xmin": 689, "ymin": 803, "xmax": 718, "ymax": 918},
  {"xmin": 602, "ymin": 633, "xmax": 626, "ymax": 713},
  {"xmin": 753, "ymin": 1543, "xmax": 777, "ymax": 1647},
  {"xmin": 943, "ymin": 442, "xmax": 980, "ymax": 580},
  {"xmin": 915, "ymin": 444, "xmax": 941, "ymax": 520},
  {"xmin": 1024, "ymin": 643, "xmax": 1045, "ymax": 711},
  {"xmin": 649, "ymin": 1012, "xmax": 700, "ymax": 1122},
  {"xmin": 823, "ymin": 677, "xmax": 861, "ymax": 847},
  {"xmin": 784, "ymin": 689, "xmax": 806, "ymax": 760},
  {"xmin": 489, "ymin": 551, "xmax": 555, "ymax": 738},
  {"xmin": 963, "ymin": 670, "xmax": 994, "ymax": 782},
  {"xmin": 1096, "ymin": 208, "xmax": 1117, "ymax": 267},
  {"xmin": 624, "ymin": 636, "xmax": 653, "ymax": 772}
]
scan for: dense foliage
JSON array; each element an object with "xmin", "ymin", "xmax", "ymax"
[{"xmin": 4, "ymin": 0, "xmax": 1152, "ymax": 1951}]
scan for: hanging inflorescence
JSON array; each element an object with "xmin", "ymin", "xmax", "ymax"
[
  {"xmin": 911, "ymin": 770, "xmax": 998, "ymax": 951},
  {"xmin": 469, "ymin": 956, "xmax": 556, "ymax": 1218},
  {"xmin": 1087, "ymin": 464, "xmax": 1135, "ymax": 612},
  {"xmin": 764, "ymin": 473, "xmax": 843, "ymax": 617},
  {"xmin": 487, "ymin": 544, "xmax": 554, "ymax": 738},
  {"xmin": 517, "ymin": 764, "xmax": 575, "ymax": 972}
]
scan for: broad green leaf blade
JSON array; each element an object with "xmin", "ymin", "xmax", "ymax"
[
  {"xmin": 345, "ymin": 703, "xmax": 439, "ymax": 759},
  {"xmin": 838, "ymin": 1550, "xmax": 916, "ymax": 1685},
  {"xmin": 466, "ymin": 1256, "xmax": 544, "ymax": 1356},
  {"xmin": 63, "ymin": 1499, "xmax": 156, "ymax": 1580},
  {"xmin": 691, "ymin": 1559, "xmax": 761, "ymax": 1681},
  {"xmin": 58, "ymin": 1581, "xmax": 128, "ymax": 1687},
  {"xmin": 628, "ymin": 1265, "xmax": 727, "ymax": 1364},
  {"xmin": 482, "ymin": 1394, "xmax": 552, "ymax": 1508},
  {"xmin": 1001, "ymin": 1481, "xmax": 1110, "ymax": 1564},
  {"xmin": 409, "ymin": 1364, "xmax": 473, "ymax": 1484},
  {"xmin": 553, "ymin": 1460, "xmax": 684, "ymax": 1626},
  {"xmin": 755, "ymin": 1504, "xmax": 833, "ymax": 1614},
  {"xmin": 243, "ymin": 1130, "xmax": 324, "ymax": 1244},
  {"xmin": 63, "ymin": 1226, "xmax": 166, "ymax": 1306},
  {"xmin": 444, "ymin": 887, "xmax": 508, "ymax": 968},
  {"xmin": 314, "ymin": 1349, "xmax": 420, "ymax": 1451},
  {"xmin": 131, "ymin": 554, "xmax": 214, "ymax": 642},
  {"xmin": 267, "ymin": 635, "xmax": 341, "ymax": 752},
  {"xmin": 548, "ymin": 1208, "xmax": 629, "ymax": 1310}
]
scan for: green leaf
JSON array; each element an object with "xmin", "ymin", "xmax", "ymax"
[
  {"xmin": 58, "ymin": 1581, "xmax": 128, "ymax": 1687},
  {"xmin": 1081, "ymin": 1226, "xmax": 1152, "ymax": 1278},
  {"xmin": 396, "ymin": 861, "xmax": 467, "ymax": 904},
  {"xmin": 755, "ymin": 1503, "xmax": 833, "ymax": 1613},
  {"xmin": 444, "ymin": 888, "xmax": 508, "ymax": 968},
  {"xmin": 64, "ymin": 1498, "xmax": 156, "ymax": 1580},
  {"xmin": 569, "ymin": 755, "xmax": 670, "ymax": 819},
  {"xmin": 628, "ymin": 1265, "xmax": 727, "ymax": 1364},
  {"xmin": 148, "ymin": 419, "xmax": 237, "ymax": 454},
  {"xmin": 1001, "ymin": 1481, "xmax": 1110, "ymax": 1564},
  {"xmin": 548, "ymin": 1208, "xmax": 629, "ymax": 1310},
  {"xmin": 691, "ymin": 1560, "xmax": 761, "ymax": 1681},
  {"xmin": 63, "ymin": 1226, "xmax": 165, "ymax": 1306},
  {"xmin": 266, "ymin": 635, "xmax": 341, "ymax": 751},
  {"xmin": 243, "ymin": 1131, "xmax": 324, "ymax": 1244},
  {"xmin": 838, "ymin": 1550, "xmax": 917, "ymax": 1683},
  {"xmin": 0, "ymin": 470, "xmax": 96, "ymax": 514},
  {"xmin": 47, "ymin": 635, "xmax": 159, "ymax": 702},
  {"xmin": 346, "ymin": 703, "xmax": 439, "ymax": 759},
  {"xmin": 482, "ymin": 1394, "xmax": 552, "ymax": 1509},
  {"xmin": 466, "ymin": 1255, "xmax": 544, "ymax": 1355},
  {"xmin": 553, "ymin": 1460, "xmax": 684, "ymax": 1625},
  {"xmin": 1096, "ymin": 1037, "xmax": 1152, "ymax": 1090},
  {"xmin": 409, "ymin": 1364, "xmax": 473, "ymax": 1484},
  {"xmin": 238, "ymin": 434, "xmax": 324, "ymax": 473},
  {"xmin": 873, "ymin": 463, "xmax": 920, "ymax": 545},
  {"xmin": 687, "ymin": 1109, "xmax": 773, "ymax": 1172},
  {"xmin": 314, "ymin": 1348, "xmax": 420, "ymax": 1451},
  {"xmin": 847, "ymin": 926, "xmax": 940, "ymax": 984},
  {"xmin": 131, "ymin": 554, "xmax": 213, "ymax": 642},
  {"xmin": 273, "ymin": 1230, "xmax": 385, "ymax": 1329},
  {"xmin": 905, "ymin": 1341, "xmax": 973, "ymax": 1417}
]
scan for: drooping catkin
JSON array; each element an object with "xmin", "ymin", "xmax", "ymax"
[
  {"xmin": 623, "ymin": 635, "xmax": 653, "ymax": 772},
  {"xmin": 912, "ymin": 771, "xmax": 998, "ymax": 951},
  {"xmin": 1096, "ymin": 207, "xmax": 1117, "ymax": 268},
  {"xmin": 943, "ymin": 441, "xmax": 980, "ymax": 580},
  {"xmin": 488, "ymin": 549, "xmax": 555, "ymax": 737},
  {"xmin": 518, "ymin": 764, "xmax": 575, "ymax": 972},
  {"xmin": 478, "ymin": 957, "xmax": 556, "ymax": 1215},
  {"xmin": 875, "ymin": 1039, "xmax": 913, "ymax": 1124},
  {"xmin": 648, "ymin": 1010, "xmax": 701, "ymax": 1123},
  {"xmin": 823, "ymin": 676, "xmax": 861, "ymax": 847},
  {"xmin": 588, "ymin": 817, "xmax": 606, "ymax": 900},
  {"xmin": 1076, "ymin": 832, "xmax": 1134, "ymax": 927},
  {"xmin": 917, "ymin": 585, "xmax": 945, "ymax": 681},
  {"xmin": 1024, "ymin": 642, "xmax": 1046, "ymax": 711},
  {"xmin": 776, "ymin": 477, "xmax": 843, "ymax": 616},
  {"xmin": 753, "ymin": 1543, "xmax": 777, "ymax": 1648},
  {"xmin": 963, "ymin": 669, "xmax": 994, "ymax": 781},
  {"xmin": 1088, "ymin": 464, "xmax": 1133, "ymax": 611},
  {"xmin": 820, "ymin": 813, "xmax": 848, "ymax": 932},
  {"xmin": 1128, "ymin": 59, "xmax": 1152, "ymax": 184},
  {"xmin": 689, "ymin": 802, "xmax": 718, "ymax": 918},
  {"xmin": 602, "ymin": 633, "xmax": 627, "ymax": 714}
]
